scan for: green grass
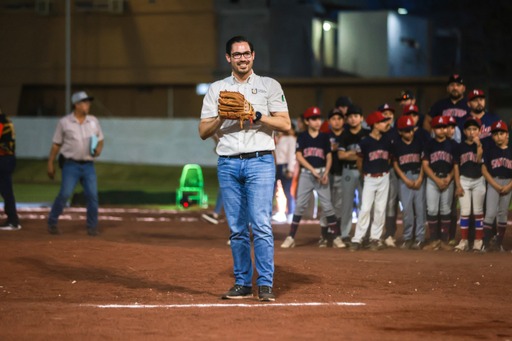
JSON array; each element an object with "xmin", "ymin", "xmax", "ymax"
[{"xmin": 11, "ymin": 159, "xmax": 220, "ymax": 208}]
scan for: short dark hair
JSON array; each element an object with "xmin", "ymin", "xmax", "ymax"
[{"xmin": 225, "ymin": 35, "xmax": 254, "ymax": 55}]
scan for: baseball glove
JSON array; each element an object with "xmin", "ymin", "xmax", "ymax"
[{"xmin": 218, "ymin": 91, "xmax": 255, "ymax": 128}]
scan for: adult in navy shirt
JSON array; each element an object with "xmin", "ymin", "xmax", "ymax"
[
  {"xmin": 424, "ymin": 74, "xmax": 469, "ymax": 132},
  {"xmin": 460, "ymin": 89, "xmax": 500, "ymax": 148}
]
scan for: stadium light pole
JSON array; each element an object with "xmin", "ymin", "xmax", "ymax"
[{"xmin": 65, "ymin": 0, "xmax": 71, "ymax": 114}]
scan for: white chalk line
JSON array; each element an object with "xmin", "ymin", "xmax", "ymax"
[{"xmin": 83, "ymin": 302, "xmax": 366, "ymax": 309}]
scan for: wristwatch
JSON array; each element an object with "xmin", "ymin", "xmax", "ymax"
[{"xmin": 254, "ymin": 111, "xmax": 262, "ymax": 122}]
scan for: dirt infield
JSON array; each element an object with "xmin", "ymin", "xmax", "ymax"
[{"xmin": 1, "ymin": 207, "xmax": 511, "ymax": 340}]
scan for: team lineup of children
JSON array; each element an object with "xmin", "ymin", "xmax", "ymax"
[{"xmin": 280, "ymin": 74, "xmax": 511, "ymax": 252}]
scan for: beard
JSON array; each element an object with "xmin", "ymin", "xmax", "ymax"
[
  {"xmin": 472, "ymin": 107, "xmax": 484, "ymax": 114},
  {"xmin": 449, "ymin": 91, "xmax": 463, "ymax": 101}
]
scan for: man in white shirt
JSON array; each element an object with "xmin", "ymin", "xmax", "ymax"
[{"xmin": 199, "ymin": 36, "xmax": 290, "ymax": 302}]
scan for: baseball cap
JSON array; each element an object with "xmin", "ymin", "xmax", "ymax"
[
  {"xmin": 468, "ymin": 89, "xmax": 485, "ymax": 101},
  {"xmin": 335, "ymin": 96, "xmax": 352, "ymax": 108},
  {"xmin": 395, "ymin": 89, "xmax": 415, "ymax": 102},
  {"xmin": 328, "ymin": 108, "xmax": 344, "ymax": 119},
  {"xmin": 366, "ymin": 111, "xmax": 391, "ymax": 126},
  {"xmin": 377, "ymin": 103, "xmax": 395, "ymax": 113},
  {"xmin": 463, "ymin": 116, "xmax": 482, "ymax": 129},
  {"xmin": 403, "ymin": 104, "xmax": 419, "ymax": 115},
  {"xmin": 346, "ymin": 105, "xmax": 362, "ymax": 117},
  {"xmin": 448, "ymin": 74, "xmax": 464, "ymax": 85},
  {"xmin": 303, "ymin": 106, "xmax": 322, "ymax": 119},
  {"xmin": 446, "ymin": 116, "xmax": 457, "ymax": 126},
  {"xmin": 71, "ymin": 91, "xmax": 94, "ymax": 105},
  {"xmin": 396, "ymin": 116, "xmax": 415, "ymax": 131},
  {"xmin": 431, "ymin": 115, "xmax": 448, "ymax": 128},
  {"xmin": 491, "ymin": 120, "xmax": 508, "ymax": 133}
]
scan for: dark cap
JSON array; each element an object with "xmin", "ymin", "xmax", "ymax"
[
  {"xmin": 463, "ymin": 116, "xmax": 482, "ymax": 129},
  {"xmin": 447, "ymin": 116, "xmax": 457, "ymax": 126},
  {"xmin": 395, "ymin": 89, "xmax": 415, "ymax": 102},
  {"xmin": 491, "ymin": 120, "xmax": 508, "ymax": 133},
  {"xmin": 396, "ymin": 115, "xmax": 415, "ymax": 131},
  {"xmin": 303, "ymin": 106, "xmax": 322, "ymax": 119},
  {"xmin": 431, "ymin": 115, "xmax": 448, "ymax": 128},
  {"xmin": 448, "ymin": 74, "xmax": 464, "ymax": 85},
  {"xmin": 366, "ymin": 111, "xmax": 391, "ymax": 126},
  {"xmin": 403, "ymin": 104, "xmax": 419, "ymax": 115},
  {"xmin": 377, "ymin": 103, "xmax": 395, "ymax": 113},
  {"xmin": 328, "ymin": 108, "xmax": 344, "ymax": 119},
  {"xmin": 335, "ymin": 96, "xmax": 352, "ymax": 108},
  {"xmin": 346, "ymin": 105, "xmax": 362, "ymax": 116},
  {"xmin": 468, "ymin": 89, "xmax": 485, "ymax": 101}
]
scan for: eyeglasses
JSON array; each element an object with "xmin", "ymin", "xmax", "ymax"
[{"xmin": 231, "ymin": 51, "xmax": 253, "ymax": 59}]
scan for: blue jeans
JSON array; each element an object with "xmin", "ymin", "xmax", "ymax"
[
  {"xmin": 218, "ymin": 154, "xmax": 275, "ymax": 287},
  {"xmin": 48, "ymin": 161, "xmax": 99, "ymax": 229}
]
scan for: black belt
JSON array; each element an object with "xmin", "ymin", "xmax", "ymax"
[
  {"xmin": 70, "ymin": 159, "xmax": 92, "ymax": 164},
  {"xmin": 220, "ymin": 150, "xmax": 272, "ymax": 159},
  {"xmin": 344, "ymin": 165, "xmax": 358, "ymax": 170},
  {"xmin": 496, "ymin": 176, "xmax": 511, "ymax": 180},
  {"xmin": 435, "ymin": 172, "xmax": 447, "ymax": 178},
  {"xmin": 409, "ymin": 169, "xmax": 421, "ymax": 175}
]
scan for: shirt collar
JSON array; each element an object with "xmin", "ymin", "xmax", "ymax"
[{"xmin": 230, "ymin": 70, "xmax": 255, "ymax": 85}]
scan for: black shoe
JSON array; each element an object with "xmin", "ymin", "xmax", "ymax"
[
  {"xmin": 48, "ymin": 225, "xmax": 60, "ymax": 235},
  {"xmin": 349, "ymin": 242, "xmax": 361, "ymax": 252},
  {"xmin": 221, "ymin": 285, "xmax": 253, "ymax": 299},
  {"xmin": 401, "ymin": 240, "xmax": 413, "ymax": 249},
  {"xmin": 87, "ymin": 228, "xmax": 99, "ymax": 236},
  {"xmin": 411, "ymin": 241, "xmax": 424, "ymax": 250},
  {"xmin": 258, "ymin": 286, "xmax": 275, "ymax": 302},
  {"xmin": 369, "ymin": 239, "xmax": 385, "ymax": 251},
  {"xmin": 342, "ymin": 237, "xmax": 352, "ymax": 248},
  {"xmin": 0, "ymin": 222, "xmax": 21, "ymax": 231}
]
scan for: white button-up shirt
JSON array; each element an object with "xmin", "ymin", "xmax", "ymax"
[
  {"xmin": 52, "ymin": 113, "xmax": 104, "ymax": 161},
  {"xmin": 201, "ymin": 72, "xmax": 288, "ymax": 156}
]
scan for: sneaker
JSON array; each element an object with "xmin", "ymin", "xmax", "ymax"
[
  {"xmin": 332, "ymin": 236, "xmax": 346, "ymax": 249},
  {"xmin": 221, "ymin": 285, "xmax": 253, "ymax": 299},
  {"xmin": 439, "ymin": 241, "xmax": 454, "ymax": 251},
  {"xmin": 271, "ymin": 212, "xmax": 287, "ymax": 223},
  {"xmin": 423, "ymin": 240, "xmax": 441, "ymax": 251},
  {"xmin": 454, "ymin": 239, "xmax": 469, "ymax": 252},
  {"xmin": 258, "ymin": 286, "xmax": 276, "ymax": 302},
  {"xmin": 349, "ymin": 242, "xmax": 361, "ymax": 252},
  {"xmin": 369, "ymin": 239, "xmax": 385, "ymax": 251},
  {"xmin": 318, "ymin": 237, "xmax": 328, "ymax": 248},
  {"xmin": 448, "ymin": 239, "xmax": 458, "ymax": 247},
  {"xmin": 87, "ymin": 228, "xmax": 99, "ymax": 236},
  {"xmin": 342, "ymin": 237, "xmax": 352, "ymax": 248},
  {"xmin": 472, "ymin": 239, "xmax": 483, "ymax": 252},
  {"xmin": 400, "ymin": 240, "xmax": 413, "ymax": 249},
  {"xmin": 384, "ymin": 236, "xmax": 396, "ymax": 248},
  {"xmin": 0, "ymin": 223, "xmax": 22, "ymax": 231},
  {"xmin": 48, "ymin": 225, "xmax": 60, "ymax": 235},
  {"xmin": 281, "ymin": 236, "xmax": 295, "ymax": 248},
  {"xmin": 411, "ymin": 241, "xmax": 424, "ymax": 250},
  {"xmin": 201, "ymin": 213, "xmax": 219, "ymax": 225}
]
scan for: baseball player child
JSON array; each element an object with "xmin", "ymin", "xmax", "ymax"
[
  {"xmin": 318, "ymin": 108, "xmax": 346, "ymax": 248},
  {"xmin": 391, "ymin": 115, "xmax": 427, "ymax": 249},
  {"xmin": 350, "ymin": 111, "xmax": 392, "ymax": 251},
  {"xmin": 422, "ymin": 116, "xmax": 458, "ymax": 251},
  {"xmin": 481, "ymin": 120, "xmax": 512, "ymax": 252},
  {"xmin": 453, "ymin": 117, "xmax": 485, "ymax": 252},
  {"xmin": 281, "ymin": 107, "xmax": 339, "ymax": 248},
  {"xmin": 337, "ymin": 105, "xmax": 369, "ymax": 247}
]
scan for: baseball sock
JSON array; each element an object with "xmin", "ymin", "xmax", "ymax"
[
  {"xmin": 496, "ymin": 222, "xmax": 507, "ymax": 246},
  {"xmin": 326, "ymin": 215, "xmax": 339, "ymax": 235},
  {"xmin": 483, "ymin": 222, "xmax": 494, "ymax": 245},
  {"xmin": 289, "ymin": 215, "xmax": 302, "ymax": 238},
  {"xmin": 427, "ymin": 214, "xmax": 438, "ymax": 241},
  {"xmin": 440, "ymin": 214, "xmax": 451, "ymax": 242},
  {"xmin": 474, "ymin": 214, "xmax": 484, "ymax": 240},
  {"xmin": 459, "ymin": 215, "xmax": 469, "ymax": 240}
]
